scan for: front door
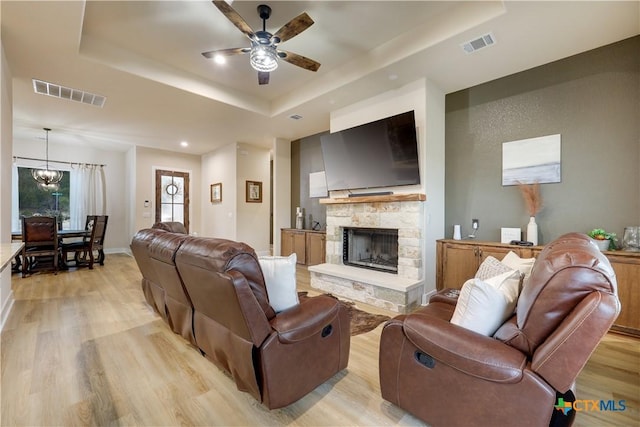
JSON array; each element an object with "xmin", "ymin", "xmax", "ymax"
[{"xmin": 155, "ymin": 169, "xmax": 189, "ymax": 233}]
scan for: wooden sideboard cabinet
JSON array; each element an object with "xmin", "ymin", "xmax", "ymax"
[
  {"xmin": 436, "ymin": 239, "xmax": 640, "ymax": 337},
  {"xmin": 281, "ymin": 229, "xmax": 326, "ymax": 266},
  {"xmin": 436, "ymin": 239, "xmax": 541, "ymax": 291},
  {"xmin": 603, "ymin": 250, "xmax": 640, "ymax": 337}
]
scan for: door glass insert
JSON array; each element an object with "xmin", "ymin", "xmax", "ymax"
[{"xmin": 155, "ymin": 169, "xmax": 189, "ymax": 232}]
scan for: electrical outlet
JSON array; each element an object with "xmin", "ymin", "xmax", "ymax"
[{"xmin": 472, "ymin": 219, "xmax": 479, "ymax": 230}]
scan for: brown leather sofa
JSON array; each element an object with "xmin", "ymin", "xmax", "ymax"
[
  {"xmin": 379, "ymin": 232, "xmax": 620, "ymax": 426},
  {"xmin": 130, "ymin": 228, "xmax": 166, "ymax": 318},
  {"xmin": 130, "ymin": 229, "xmax": 350, "ymax": 409},
  {"xmin": 152, "ymin": 221, "xmax": 188, "ymax": 234},
  {"xmin": 148, "ymin": 230, "xmax": 194, "ymax": 344}
]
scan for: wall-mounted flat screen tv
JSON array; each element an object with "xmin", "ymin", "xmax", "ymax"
[{"xmin": 320, "ymin": 110, "xmax": 420, "ymax": 192}]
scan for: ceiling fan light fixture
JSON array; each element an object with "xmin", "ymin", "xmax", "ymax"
[
  {"xmin": 249, "ymin": 43, "xmax": 278, "ymax": 72},
  {"xmin": 213, "ymin": 54, "xmax": 227, "ymax": 65}
]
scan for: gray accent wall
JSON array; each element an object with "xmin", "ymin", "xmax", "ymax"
[
  {"xmin": 445, "ymin": 36, "xmax": 640, "ymax": 245},
  {"xmin": 291, "ymin": 131, "xmax": 328, "ymax": 230}
]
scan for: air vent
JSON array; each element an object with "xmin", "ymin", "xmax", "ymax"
[
  {"xmin": 32, "ymin": 79, "xmax": 106, "ymax": 108},
  {"xmin": 461, "ymin": 32, "xmax": 496, "ymax": 54},
  {"xmin": 289, "ymin": 114, "xmax": 303, "ymax": 120}
]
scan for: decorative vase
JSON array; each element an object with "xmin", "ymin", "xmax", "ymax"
[
  {"xmin": 593, "ymin": 238, "xmax": 610, "ymax": 252},
  {"xmin": 527, "ymin": 216, "xmax": 538, "ymax": 245}
]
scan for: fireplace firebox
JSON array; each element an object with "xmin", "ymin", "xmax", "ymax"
[{"xmin": 343, "ymin": 227, "xmax": 398, "ymax": 273}]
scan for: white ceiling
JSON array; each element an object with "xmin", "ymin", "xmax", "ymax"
[{"xmin": 2, "ymin": 1, "xmax": 639, "ymax": 155}]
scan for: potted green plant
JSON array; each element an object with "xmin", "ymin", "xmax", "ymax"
[{"xmin": 587, "ymin": 228, "xmax": 617, "ymax": 251}]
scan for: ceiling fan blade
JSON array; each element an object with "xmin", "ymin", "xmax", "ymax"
[
  {"xmin": 212, "ymin": 0, "xmax": 254, "ymax": 38},
  {"xmin": 273, "ymin": 12, "xmax": 314, "ymax": 43},
  {"xmin": 258, "ymin": 72, "xmax": 270, "ymax": 85},
  {"xmin": 202, "ymin": 47, "xmax": 250, "ymax": 59},
  {"xmin": 279, "ymin": 51, "xmax": 321, "ymax": 72}
]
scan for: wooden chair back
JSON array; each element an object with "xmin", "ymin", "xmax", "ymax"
[
  {"xmin": 21, "ymin": 216, "xmax": 60, "ymax": 277},
  {"xmin": 86, "ymin": 215, "xmax": 108, "ymax": 250},
  {"xmin": 22, "ymin": 216, "xmax": 58, "ymax": 249}
]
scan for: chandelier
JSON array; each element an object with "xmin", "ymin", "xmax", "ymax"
[{"xmin": 32, "ymin": 128, "xmax": 63, "ymax": 191}]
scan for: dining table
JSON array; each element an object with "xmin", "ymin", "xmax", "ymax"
[
  {"xmin": 11, "ymin": 229, "xmax": 89, "ymax": 241},
  {"xmin": 11, "ymin": 229, "xmax": 91, "ymax": 272}
]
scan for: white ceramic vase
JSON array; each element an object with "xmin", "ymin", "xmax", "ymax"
[
  {"xmin": 593, "ymin": 238, "xmax": 610, "ymax": 252},
  {"xmin": 527, "ymin": 216, "xmax": 538, "ymax": 245}
]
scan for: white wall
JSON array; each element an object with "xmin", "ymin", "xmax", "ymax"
[
  {"xmin": 201, "ymin": 141, "xmax": 272, "ymax": 254},
  {"xmin": 236, "ymin": 143, "xmax": 270, "ymax": 254},
  {"xmin": 272, "ymin": 138, "xmax": 291, "ymax": 256},
  {"xmin": 328, "ymin": 78, "xmax": 446, "ymax": 294},
  {"xmin": 125, "ymin": 147, "xmax": 136, "ymax": 245},
  {"xmin": 423, "ymin": 78, "xmax": 446, "ymax": 292},
  {"xmin": 1, "ymin": 38, "xmax": 15, "ymax": 328},
  {"xmin": 201, "ymin": 142, "xmax": 237, "ymax": 239}
]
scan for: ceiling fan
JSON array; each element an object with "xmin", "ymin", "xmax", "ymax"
[{"xmin": 202, "ymin": 1, "xmax": 321, "ymax": 85}]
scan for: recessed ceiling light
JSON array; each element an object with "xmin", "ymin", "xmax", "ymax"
[{"xmin": 180, "ymin": 141, "xmax": 189, "ymax": 147}]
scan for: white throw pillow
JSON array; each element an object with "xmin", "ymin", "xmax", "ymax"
[
  {"xmin": 486, "ymin": 269, "xmax": 521, "ymax": 306},
  {"xmin": 475, "ymin": 256, "xmax": 514, "ymax": 281},
  {"xmin": 450, "ymin": 269, "xmax": 521, "ymax": 336},
  {"xmin": 501, "ymin": 251, "xmax": 536, "ymax": 282},
  {"xmin": 258, "ymin": 253, "xmax": 299, "ymax": 313}
]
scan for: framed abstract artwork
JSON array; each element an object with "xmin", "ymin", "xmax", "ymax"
[{"xmin": 502, "ymin": 134, "xmax": 561, "ymax": 186}]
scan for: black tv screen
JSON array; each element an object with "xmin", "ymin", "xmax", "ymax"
[{"xmin": 320, "ymin": 110, "xmax": 420, "ymax": 192}]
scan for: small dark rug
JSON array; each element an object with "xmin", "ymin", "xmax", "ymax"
[{"xmin": 299, "ymin": 292, "xmax": 391, "ymax": 336}]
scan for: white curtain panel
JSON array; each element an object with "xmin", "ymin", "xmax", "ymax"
[
  {"xmin": 70, "ymin": 165, "xmax": 107, "ymax": 229},
  {"xmin": 11, "ymin": 163, "xmax": 20, "ymax": 232}
]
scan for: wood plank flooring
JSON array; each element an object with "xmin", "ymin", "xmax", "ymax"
[{"xmin": 2, "ymin": 253, "xmax": 638, "ymax": 426}]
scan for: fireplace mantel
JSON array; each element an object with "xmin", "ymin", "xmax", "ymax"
[{"xmin": 319, "ymin": 193, "xmax": 426, "ymax": 205}]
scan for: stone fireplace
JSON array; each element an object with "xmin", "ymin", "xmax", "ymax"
[{"xmin": 308, "ymin": 194, "xmax": 425, "ymax": 313}]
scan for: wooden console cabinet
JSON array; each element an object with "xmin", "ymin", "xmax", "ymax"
[
  {"xmin": 436, "ymin": 239, "xmax": 640, "ymax": 337},
  {"xmin": 281, "ymin": 229, "xmax": 326, "ymax": 266},
  {"xmin": 436, "ymin": 239, "xmax": 541, "ymax": 291},
  {"xmin": 603, "ymin": 251, "xmax": 640, "ymax": 337}
]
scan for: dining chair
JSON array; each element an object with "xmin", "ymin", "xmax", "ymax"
[
  {"xmin": 61, "ymin": 215, "xmax": 109, "ymax": 269},
  {"xmin": 21, "ymin": 216, "xmax": 61, "ymax": 277}
]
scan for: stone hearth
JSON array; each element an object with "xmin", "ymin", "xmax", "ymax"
[{"xmin": 309, "ymin": 194, "xmax": 425, "ymax": 313}]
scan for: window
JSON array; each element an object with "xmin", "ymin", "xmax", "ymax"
[{"xmin": 17, "ymin": 166, "xmax": 70, "ymax": 229}]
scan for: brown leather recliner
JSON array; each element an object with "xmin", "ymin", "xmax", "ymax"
[
  {"xmin": 130, "ymin": 228, "xmax": 167, "ymax": 317},
  {"xmin": 147, "ymin": 231, "xmax": 195, "ymax": 345},
  {"xmin": 379, "ymin": 232, "xmax": 620, "ymax": 427},
  {"xmin": 174, "ymin": 236, "xmax": 350, "ymax": 409}
]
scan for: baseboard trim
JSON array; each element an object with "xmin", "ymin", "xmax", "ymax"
[{"xmin": 422, "ymin": 289, "xmax": 437, "ymax": 305}]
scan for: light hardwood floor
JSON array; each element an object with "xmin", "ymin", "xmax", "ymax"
[{"xmin": 2, "ymin": 253, "xmax": 638, "ymax": 426}]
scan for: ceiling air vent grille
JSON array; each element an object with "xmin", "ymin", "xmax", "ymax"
[
  {"xmin": 289, "ymin": 114, "xmax": 303, "ymax": 120},
  {"xmin": 461, "ymin": 32, "xmax": 496, "ymax": 54},
  {"xmin": 32, "ymin": 79, "xmax": 106, "ymax": 108}
]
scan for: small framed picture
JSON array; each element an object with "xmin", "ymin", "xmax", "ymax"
[
  {"xmin": 246, "ymin": 180, "xmax": 262, "ymax": 203},
  {"xmin": 210, "ymin": 183, "xmax": 222, "ymax": 203}
]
